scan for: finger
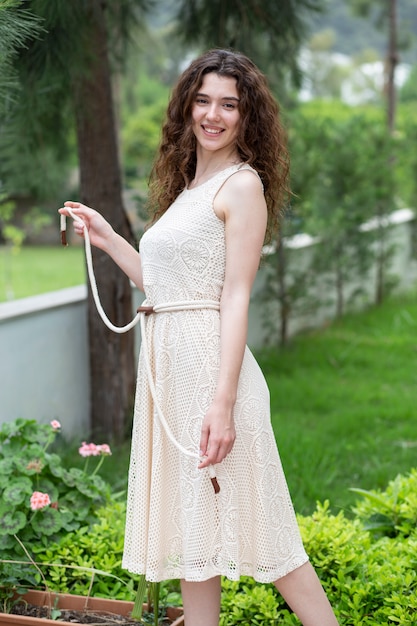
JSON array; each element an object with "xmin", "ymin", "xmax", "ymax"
[
  {"xmin": 199, "ymin": 445, "xmax": 222, "ymax": 468},
  {"xmin": 198, "ymin": 453, "xmax": 218, "ymax": 469},
  {"xmin": 204, "ymin": 438, "xmax": 235, "ymax": 467},
  {"xmin": 198, "ymin": 456, "xmax": 210, "ymax": 469},
  {"xmin": 59, "ymin": 206, "xmax": 82, "ymax": 218},
  {"xmin": 74, "ymin": 222, "xmax": 85, "ymax": 235},
  {"xmin": 199, "ymin": 425, "xmax": 209, "ymax": 458}
]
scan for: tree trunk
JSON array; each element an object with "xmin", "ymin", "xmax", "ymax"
[
  {"xmin": 386, "ymin": 0, "xmax": 398, "ymax": 134},
  {"xmin": 277, "ymin": 236, "xmax": 289, "ymax": 346},
  {"xmin": 72, "ymin": 0, "xmax": 136, "ymax": 441},
  {"xmin": 335, "ymin": 260, "xmax": 344, "ymax": 317},
  {"xmin": 375, "ymin": 219, "xmax": 386, "ymax": 305}
]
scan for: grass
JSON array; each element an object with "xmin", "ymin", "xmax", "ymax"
[
  {"xmin": 0, "ymin": 245, "xmax": 85, "ymax": 302},
  {"xmin": 260, "ymin": 295, "xmax": 417, "ymax": 516},
  {"xmin": 3, "ymin": 246, "xmax": 417, "ymax": 519}
]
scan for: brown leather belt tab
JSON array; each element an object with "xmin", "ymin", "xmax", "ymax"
[{"xmin": 137, "ymin": 305, "xmax": 154, "ymax": 316}]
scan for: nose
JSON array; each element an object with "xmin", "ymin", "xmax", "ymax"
[{"xmin": 206, "ymin": 103, "xmax": 220, "ymax": 121}]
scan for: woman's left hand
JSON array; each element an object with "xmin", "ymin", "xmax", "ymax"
[{"xmin": 198, "ymin": 403, "xmax": 236, "ymax": 468}]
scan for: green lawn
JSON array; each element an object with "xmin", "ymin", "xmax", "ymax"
[
  {"xmin": 259, "ymin": 295, "xmax": 417, "ymax": 516},
  {"xmin": 0, "ymin": 245, "xmax": 85, "ymax": 302}
]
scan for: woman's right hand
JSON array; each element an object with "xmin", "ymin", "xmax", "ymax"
[{"xmin": 58, "ymin": 201, "xmax": 115, "ymax": 252}]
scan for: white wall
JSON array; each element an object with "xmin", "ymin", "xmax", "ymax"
[{"xmin": 0, "ymin": 286, "xmax": 90, "ymax": 438}]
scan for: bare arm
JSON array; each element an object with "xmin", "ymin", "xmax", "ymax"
[
  {"xmin": 199, "ymin": 170, "xmax": 267, "ymax": 468},
  {"xmin": 59, "ymin": 201, "xmax": 144, "ymax": 291}
]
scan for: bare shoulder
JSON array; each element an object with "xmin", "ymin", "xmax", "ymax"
[
  {"xmin": 225, "ymin": 168, "xmax": 263, "ymax": 195},
  {"xmin": 214, "ymin": 168, "xmax": 265, "ymax": 221}
]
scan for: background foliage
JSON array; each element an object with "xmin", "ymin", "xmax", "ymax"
[{"xmin": 24, "ymin": 468, "xmax": 417, "ymax": 625}]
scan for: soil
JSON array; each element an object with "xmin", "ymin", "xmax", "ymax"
[{"xmin": 11, "ymin": 602, "xmax": 172, "ymax": 624}]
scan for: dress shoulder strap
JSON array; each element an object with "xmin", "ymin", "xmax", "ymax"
[{"xmin": 206, "ymin": 163, "xmax": 263, "ymax": 198}]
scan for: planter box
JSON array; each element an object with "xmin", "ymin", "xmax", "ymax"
[{"xmin": 0, "ymin": 590, "xmax": 184, "ymax": 625}]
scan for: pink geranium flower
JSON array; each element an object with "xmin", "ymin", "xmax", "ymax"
[
  {"xmin": 30, "ymin": 491, "xmax": 51, "ymax": 511},
  {"xmin": 79, "ymin": 441, "xmax": 112, "ymax": 457},
  {"xmin": 50, "ymin": 420, "xmax": 61, "ymax": 431},
  {"xmin": 79, "ymin": 441, "xmax": 100, "ymax": 457},
  {"xmin": 97, "ymin": 444, "xmax": 112, "ymax": 456}
]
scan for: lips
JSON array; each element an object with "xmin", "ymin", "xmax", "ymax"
[{"xmin": 202, "ymin": 125, "xmax": 224, "ymax": 135}]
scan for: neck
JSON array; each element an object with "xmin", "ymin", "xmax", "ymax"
[{"xmin": 190, "ymin": 151, "xmax": 241, "ymax": 188}]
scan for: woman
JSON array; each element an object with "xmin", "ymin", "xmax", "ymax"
[{"xmin": 60, "ymin": 49, "xmax": 338, "ymax": 626}]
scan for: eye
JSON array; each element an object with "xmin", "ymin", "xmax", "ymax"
[
  {"xmin": 223, "ymin": 102, "xmax": 236, "ymax": 110},
  {"xmin": 195, "ymin": 97, "xmax": 208, "ymax": 105}
]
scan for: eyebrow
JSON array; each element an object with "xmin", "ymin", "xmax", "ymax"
[{"xmin": 196, "ymin": 92, "xmax": 240, "ymax": 102}]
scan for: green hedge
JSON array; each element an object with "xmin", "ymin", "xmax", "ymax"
[{"xmin": 30, "ymin": 470, "xmax": 417, "ymax": 625}]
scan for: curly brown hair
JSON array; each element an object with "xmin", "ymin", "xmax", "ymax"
[{"xmin": 148, "ymin": 49, "xmax": 289, "ymax": 242}]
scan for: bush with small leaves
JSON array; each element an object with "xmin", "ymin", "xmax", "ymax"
[
  {"xmin": 351, "ymin": 468, "xmax": 417, "ymax": 538},
  {"xmin": 6, "ymin": 435, "xmax": 417, "ymax": 625},
  {"xmin": 219, "ymin": 495, "xmax": 417, "ymax": 625},
  {"xmin": 32, "ymin": 501, "xmax": 182, "ymax": 609}
]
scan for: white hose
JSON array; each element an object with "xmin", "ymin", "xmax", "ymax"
[
  {"xmin": 66, "ymin": 208, "xmax": 141, "ymax": 333},
  {"xmin": 62, "ymin": 210, "xmax": 220, "ymax": 491}
]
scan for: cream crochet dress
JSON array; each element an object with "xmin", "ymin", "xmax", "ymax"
[{"xmin": 122, "ymin": 164, "xmax": 309, "ymax": 583}]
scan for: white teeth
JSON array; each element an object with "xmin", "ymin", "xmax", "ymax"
[{"xmin": 204, "ymin": 127, "xmax": 222, "ymax": 134}]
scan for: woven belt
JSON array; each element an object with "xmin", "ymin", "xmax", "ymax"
[{"xmin": 137, "ymin": 299, "xmax": 220, "ymax": 315}]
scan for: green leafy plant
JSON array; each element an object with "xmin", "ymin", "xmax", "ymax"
[
  {"xmin": 0, "ymin": 560, "xmax": 40, "ymax": 614},
  {"xmin": 18, "ymin": 470, "xmax": 417, "ymax": 625},
  {"xmin": 351, "ymin": 468, "xmax": 417, "ymax": 538},
  {"xmin": 220, "ymin": 578, "xmax": 294, "ymax": 625},
  {"xmin": 5, "ymin": 417, "xmax": 417, "ymax": 624},
  {"xmin": 219, "ymin": 494, "xmax": 417, "ymax": 625},
  {"xmin": 0, "ymin": 418, "xmax": 111, "ymax": 563},
  {"xmin": 31, "ymin": 501, "xmax": 136, "ymax": 599},
  {"xmin": 32, "ymin": 501, "xmax": 181, "ymax": 625},
  {"xmin": 297, "ymin": 498, "xmax": 417, "ymax": 624}
]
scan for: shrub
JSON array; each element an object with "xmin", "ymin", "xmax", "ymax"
[
  {"xmin": 351, "ymin": 468, "xmax": 417, "ymax": 538},
  {"xmin": 32, "ymin": 501, "xmax": 137, "ymax": 600},
  {"xmin": 220, "ymin": 496, "xmax": 417, "ymax": 625},
  {"xmin": 220, "ymin": 578, "xmax": 295, "ymax": 625},
  {"xmin": 6, "ymin": 439, "xmax": 417, "ymax": 625},
  {"xmin": 33, "ymin": 501, "xmax": 182, "ymax": 609}
]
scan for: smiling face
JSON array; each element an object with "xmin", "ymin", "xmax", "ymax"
[{"xmin": 191, "ymin": 72, "xmax": 241, "ymax": 156}]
